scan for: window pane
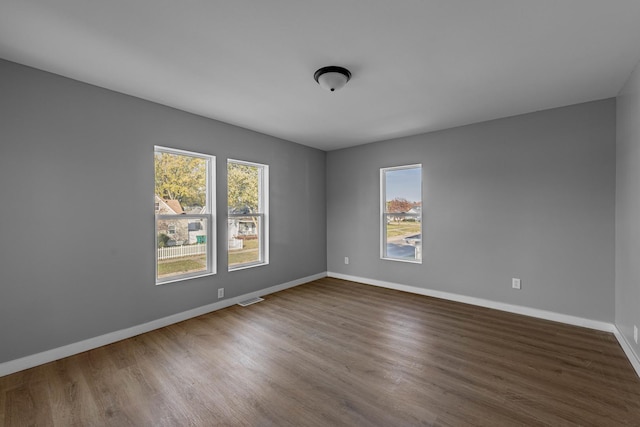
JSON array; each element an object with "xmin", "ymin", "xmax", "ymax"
[
  {"xmin": 155, "ymin": 151, "xmax": 207, "ymax": 212},
  {"xmin": 227, "ymin": 159, "xmax": 268, "ymax": 271},
  {"xmin": 382, "ymin": 166, "xmax": 422, "ymax": 262},
  {"xmin": 154, "ymin": 146, "xmax": 215, "ymax": 284},
  {"xmin": 228, "ymin": 216, "xmax": 262, "ymax": 267},
  {"xmin": 385, "ymin": 213, "xmax": 421, "ymax": 261},
  {"xmin": 228, "ymin": 162, "xmax": 259, "ymax": 214},
  {"xmin": 157, "ymin": 217, "xmax": 208, "ymax": 280}
]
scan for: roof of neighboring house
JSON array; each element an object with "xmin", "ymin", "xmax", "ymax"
[
  {"xmin": 164, "ymin": 199, "xmax": 184, "ymax": 214},
  {"xmin": 155, "ymin": 195, "xmax": 185, "ymax": 215}
]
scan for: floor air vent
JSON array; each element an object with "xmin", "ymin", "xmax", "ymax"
[{"xmin": 238, "ymin": 297, "xmax": 264, "ymax": 307}]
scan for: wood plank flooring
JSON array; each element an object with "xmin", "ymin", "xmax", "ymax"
[{"xmin": 1, "ymin": 277, "xmax": 640, "ymax": 426}]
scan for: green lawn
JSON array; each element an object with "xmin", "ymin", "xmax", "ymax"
[
  {"xmin": 157, "ymin": 255, "xmax": 206, "ymax": 277},
  {"xmin": 229, "ymin": 239, "xmax": 259, "ymax": 266},
  {"xmin": 386, "ymin": 222, "xmax": 421, "ymax": 238}
]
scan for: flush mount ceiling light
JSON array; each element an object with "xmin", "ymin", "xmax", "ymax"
[{"xmin": 314, "ymin": 66, "xmax": 352, "ymax": 92}]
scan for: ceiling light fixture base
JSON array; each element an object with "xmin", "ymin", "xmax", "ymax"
[{"xmin": 314, "ymin": 66, "xmax": 352, "ymax": 92}]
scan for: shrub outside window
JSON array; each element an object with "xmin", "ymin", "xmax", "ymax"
[
  {"xmin": 381, "ymin": 164, "xmax": 422, "ymax": 263},
  {"xmin": 227, "ymin": 159, "xmax": 269, "ymax": 270},
  {"xmin": 154, "ymin": 146, "xmax": 215, "ymax": 284}
]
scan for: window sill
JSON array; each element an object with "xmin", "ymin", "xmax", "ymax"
[
  {"xmin": 156, "ymin": 271, "xmax": 216, "ymax": 286},
  {"xmin": 381, "ymin": 257, "xmax": 422, "ymax": 264},
  {"xmin": 228, "ymin": 261, "xmax": 268, "ymax": 272}
]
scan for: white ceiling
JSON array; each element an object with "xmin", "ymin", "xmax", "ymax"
[{"xmin": 2, "ymin": 1, "xmax": 640, "ymax": 151}]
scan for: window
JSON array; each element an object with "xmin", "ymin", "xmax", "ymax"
[
  {"xmin": 154, "ymin": 146, "xmax": 215, "ymax": 284},
  {"xmin": 167, "ymin": 224, "xmax": 176, "ymax": 235},
  {"xmin": 227, "ymin": 159, "xmax": 268, "ymax": 270},
  {"xmin": 381, "ymin": 164, "xmax": 422, "ymax": 263}
]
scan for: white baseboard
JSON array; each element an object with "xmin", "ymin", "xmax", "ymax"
[
  {"xmin": 327, "ymin": 272, "xmax": 615, "ymax": 332},
  {"xmin": 6, "ymin": 271, "xmax": 638, "ymax": 381},
  {"xmin": 0, "ymin": 272, "xmax": 327, "ymax": 378},
  {"xmin": 613, "ymin": 327, "xmax": 640, "ymax": 378}
]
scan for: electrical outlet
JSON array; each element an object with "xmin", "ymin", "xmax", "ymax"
[
  {"xmin": 512, "ymin": 278, "xmax": 521, "ymax": 290},
  {"xmin": 634, "ymin": 325, "xmax": 638, "ymax": 344},
  {"xmin": 218, "ymin": 288, "xmax": 224, "ymax": 299},
  {"xmin": 344, "ymin": 257, "xmax": 349, "ymax": 265}
]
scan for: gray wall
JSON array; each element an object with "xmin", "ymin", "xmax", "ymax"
[
  {"xmin": 0, "ymin": 59, "xmax": 327, "ymax": 363},
  {"xmin": 327, "ymin": 100, "xmax": 616, "ymax": 322},
  {"xmin": 616, "ymin": 59, "xmax": 640, "ymax": 355}
]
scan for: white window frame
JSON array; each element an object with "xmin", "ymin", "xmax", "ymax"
[
  {"xmin": 380, "ymin": 164, "xmax": 422, "ymax": 264},
  {"xmin": 155, "ymin": 146, "xmax": 216, "ymax": 284},
  {"xmin": 227, "ymin": 159, "xmax": 269, "ymax": 271}
]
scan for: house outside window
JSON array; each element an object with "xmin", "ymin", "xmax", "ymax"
[
  {"xmin": 155, "ymin": 146, "xmax": 216, "ymax": 284},
  {"xmin": 381, "ymin": 164, "xmax": 422, "ymax": 263},
  {"xmin": 227, "ymin": 159, "xmax": 269, "ymax": 270}
]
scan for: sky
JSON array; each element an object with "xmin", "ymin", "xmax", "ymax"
[{"xmin": 385, "ymin": 167, "xmax": 421, "ymax": 203}]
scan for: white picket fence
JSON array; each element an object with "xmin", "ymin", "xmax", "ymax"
[{"xmin": 158, "ymin": 243, "xmax": 206, "ymax": 260}]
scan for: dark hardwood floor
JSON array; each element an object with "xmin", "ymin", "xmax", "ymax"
[{"xmin": 1, "ymin": 277, "xmax": 640, "ymax": 426}]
